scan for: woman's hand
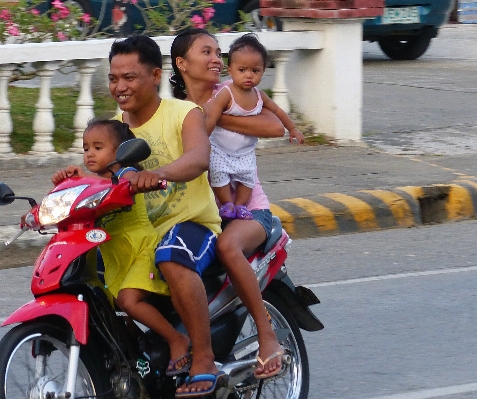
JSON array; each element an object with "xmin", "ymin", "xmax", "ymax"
[{"xmin": 51, "ymin": 165, "xmax": 85, "ymax": 185}]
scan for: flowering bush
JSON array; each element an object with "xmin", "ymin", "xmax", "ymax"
[
  {"xmin": 135, "ymin": 0, "xmax": 248, "ymax": 36},
  {"xmin": 0, "ymin": 0, "xmax": 94, "ymax": 44}
]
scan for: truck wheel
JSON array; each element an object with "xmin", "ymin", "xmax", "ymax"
[
  {"xmin": 377, "ymin": 34, "xmax": 432, "ymax": 60},
  {"xmin": 242, "ymin": 0, "xmax": 282, "ymax": 32}
]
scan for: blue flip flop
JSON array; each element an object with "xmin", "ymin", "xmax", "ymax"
[{"xmin": 175, "ymin": 371, "xmax": 229, "ymax": 398}]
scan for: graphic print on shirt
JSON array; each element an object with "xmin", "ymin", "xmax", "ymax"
[{"xmin": 138, "ymin": 133, "xmax": 188, "ymax": 226}]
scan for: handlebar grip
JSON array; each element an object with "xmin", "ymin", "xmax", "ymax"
[{"xmin": 128, "ymin": 180, "xmax": 167, "ymax": 195}]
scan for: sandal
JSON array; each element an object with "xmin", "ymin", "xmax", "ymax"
[
  {"xmin": 254, "ymin": 346, "xmax": 285, "ymax": 379},
  {"xmin": 235, "ymin": 205, "xmax": 253, "ymax": 220},
  {"xmin": 166, "ymin": 346, "xmax": 192, "ymax": 376},
  {"xmin": 175, "ymin": 371, "xmax": 229, "ymax": 398},
  {"xmin": 219, "ymin": 202, "xmax": 236, "ymax": 220}
]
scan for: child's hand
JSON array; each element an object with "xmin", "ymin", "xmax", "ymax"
[
  {"xmin": 51, "ymin": 165, "xmax": 85, "ymax": 185},
  {"xmin": 289, "ymin": 127, "xmax": 305, "ymax": 145}
]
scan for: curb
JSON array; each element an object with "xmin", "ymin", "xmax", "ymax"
[
  {"xmin": 2, "ymin": 181, "xmax": 477, "ymax": 268},
  {"xmin": 270, "ymin": 182, "xmax": 477, "ymax": 239}
]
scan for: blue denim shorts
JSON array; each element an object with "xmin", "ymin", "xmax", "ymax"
[
  {"xmin": 155, "ymin": 222, "xmax": 217, "ymax": 277},
  {"xmin": 221, "ymin": 209, "xmax": 273, "ymax": 241}
]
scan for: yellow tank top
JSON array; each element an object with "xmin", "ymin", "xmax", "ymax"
[{"xmin": 114, "ymin": 98, "xmax": 221, "ymax": 240}]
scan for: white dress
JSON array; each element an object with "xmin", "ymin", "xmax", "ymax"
[{"xmin": 209, "ymin": 83, "xmax": 263, "ymax": 189}]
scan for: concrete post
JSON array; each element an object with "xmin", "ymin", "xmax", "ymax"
[
  {"xmin": 261, "ymin": 0, "xmax": 384, "ymax": 143},
  {"xmin": 31, "ymin": 61, "xmax": 60, "ymax": 154},
  {"xmin": 0, "ymin": 64, "xmax": 15, "ymax": 155}
]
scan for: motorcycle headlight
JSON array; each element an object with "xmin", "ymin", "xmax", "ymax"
[
  {"xmin": 39, "ymin": 185, "xmax": 89, "ymax": 225},
  {"xmin": 76, "ymin": 188, "xmax": 111, "ymax": 210}
]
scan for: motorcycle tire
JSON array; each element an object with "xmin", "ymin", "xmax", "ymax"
[
  {"xmin": 231, "ymin": 290, "xmax": 310, "ymax": 399},
  {"xmin": 0, "ymin": 321, "xmax": 114, "ymax": 399}
]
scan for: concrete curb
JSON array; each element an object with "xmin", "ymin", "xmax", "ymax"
[
  {"xmin": 270, "ymin": 182, "xmax": 477, "ymax": 239},
  {"xmin": 2, "ymin": 181, "xmax": 477, "ymax": 253}
]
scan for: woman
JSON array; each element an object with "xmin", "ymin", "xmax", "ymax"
[{"xmin": 170, "ymin": 28, "xmax": 287, "ymax": 388}]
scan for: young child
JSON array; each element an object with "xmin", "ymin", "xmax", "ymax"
[
  {"xmin": 51, "ymin": 119, "xmax": 192, "ymax": 377},
  {"xmin": 205, "ymin": 33, "xmax": 305, "ymax": 221}
]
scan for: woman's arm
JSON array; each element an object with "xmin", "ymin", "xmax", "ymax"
[{"xmin": 217, "ymin": 108, "xmax": 285, "ymax": 138}]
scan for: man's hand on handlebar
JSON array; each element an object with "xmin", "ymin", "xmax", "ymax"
[
  {"xmin": 129, "ymin": 170, "xmax": 167, "ymax": 193},
  {"xmin": 51, "ymin": 165, "xmax": 86, "ymax": 185}
]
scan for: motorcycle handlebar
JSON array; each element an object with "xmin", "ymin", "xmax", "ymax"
[{"xmin": 128, "ymin": 179, "xmax": 167, "ymax": 195}]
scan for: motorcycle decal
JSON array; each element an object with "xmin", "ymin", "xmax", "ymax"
[
  {"xmin": 137, "ymin": 358, "xmax": 151, "ymax": 378},
  {"xmin": 85, "ymin": 229, "xmax": 107, "ymax": 243}
]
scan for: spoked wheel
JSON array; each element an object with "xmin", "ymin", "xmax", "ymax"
[
  {"xmin": 0, "ymin": 321, "xmax": 112, "ymax": 399},
  {"xmin": 232, "ymin": 291, "xmax": 310, "ymax": 399}
]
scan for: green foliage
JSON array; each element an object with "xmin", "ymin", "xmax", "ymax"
[{"xmin": 133, "ymin": 0, "xmax": 249, "ymax": 36}]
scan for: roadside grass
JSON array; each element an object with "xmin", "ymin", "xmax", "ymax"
[{"xmin": 9, "ymin": 86, "xmax": 117, "ymax": 154}]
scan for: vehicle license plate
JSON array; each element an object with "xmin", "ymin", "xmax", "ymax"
[{"xmin": 381, "ymin": 6, "xmax": 420, "ymax": 24}]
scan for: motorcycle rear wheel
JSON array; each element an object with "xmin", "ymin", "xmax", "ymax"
[
  {"xmin": 232, "ymin": 290, "xmax": 310, "ymax": 399},
  {"xmin": 0, "ymin": 321, "xmax": 113, "ymax": 399}
]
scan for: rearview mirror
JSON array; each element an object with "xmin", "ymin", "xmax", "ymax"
[
  {"xmin": 116, "ymin": 138, "xmax": 151, "ymax": 167},
  {"xmin": 0, "ymin": 183, "xmax": 15, "ymax": 205}
]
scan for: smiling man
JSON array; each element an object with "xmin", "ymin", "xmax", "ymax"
[{"xmin": 108, "ymin": 34, "xmax": 224, "ymax": 396}]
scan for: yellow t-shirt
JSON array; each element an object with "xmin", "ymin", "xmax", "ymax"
[
  {"xmin": 98, "ymin": 190, "xmax": 169, "ymax": 298},
  {"xmin": 114, "ymin": 98, "xmax": 221, "ymax": 240}
]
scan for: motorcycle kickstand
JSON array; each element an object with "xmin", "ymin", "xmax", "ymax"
[{"xmin": 255, "ymin": 380, "xmax": 264, "ymax": 399}]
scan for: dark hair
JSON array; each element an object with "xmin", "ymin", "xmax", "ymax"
[
  {"xmin": 170, "ymin": 28, "xmax": 217, "ymax": 100},
  {"xmin": 109, "ymin": 34, "xmax": 162, "ymax": 70},
  {"xmin": 228, "ymin": 33, "xmax": 267, "ymax": 68},
  {"xmin": 84, "ymin": 119, "xmax": 143, "ymax": 170}
]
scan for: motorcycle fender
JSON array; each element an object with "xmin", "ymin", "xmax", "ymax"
[
  {"xmin": 1, "ymin": 293, "xmax": 89, "ymax": 344},
  {"xmin": 269, "ymin": 276, "xmax": 324, "ymax": 332}
]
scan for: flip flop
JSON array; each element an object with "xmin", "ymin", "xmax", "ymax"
[
  {"xmin": 254, "ymin": 347, "xmax": 285, "ymax": 379},
  {"xmin": 219, "ymin": 202, "xmax": 236, "ymax": 219},
  {"xmin": 175, "ymin": 371, "xmax": 229, "ymax": 398},
  {"xmin": 166, "ymin": 347, "xmax": 192, "ymax": 377}
]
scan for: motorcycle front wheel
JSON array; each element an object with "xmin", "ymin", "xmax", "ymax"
[
  {"xmin": 0, "ymin": 321, "xmax": 113, "ymax": 399},
  {"xmin": 232, "ymin": 290, "xmax": 310, "ymax": 399}
]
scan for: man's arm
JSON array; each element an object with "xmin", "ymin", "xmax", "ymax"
[{"xmin": 129, "ymin": 108, "xmax": 210, "ymax": 193}]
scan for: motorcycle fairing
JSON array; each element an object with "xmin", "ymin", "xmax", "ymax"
[
  {"xmin": 32, "ymin": 228, "xmax": 110, "ymax": 295},
  {"xmin": 1, "ymin": 293, "xmax": 89, "ymax": 344}
]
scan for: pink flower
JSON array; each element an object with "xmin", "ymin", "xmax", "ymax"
[
  {"xmin": 57, "ymin": 31, "xmax": 67, "ymax": 41},
  {"xmin": 59, "ymin": 7, "xmax": 70, "ymax": 18},
  {"xmin": 190, "ymin": 14, "xmax": 205, "ymax": 28},
  {"xmin": 131, "ymin": 0, "xmax": 138, "ymax": 4},
  {"xmin": 213, "ymin": 0, "xmax": 225, "ymax": 3},
  {"xmin": 0, "ymin": 9, "xmax": 11, "ymax": 21},
  {"xmin": 202, "ymin": 7, "xmax": 215, "ymax": 22},
  {"xmin": 7, "ymin": 23, "xmax": 20, "ymax": 36},
  {"xmin": 52, "ymin": 0, "xmax": 63, "ymax": 9},
  {"xmin": 31, "ymin": 8, "xmax": 40, "ymax": 16},
  {"xmin": 80, "ymin": 13, "xmax": 91, "ymax": 23},
  {"xmin": 51, "ymin": 13, "xmax": 60, "ymax": 21}
]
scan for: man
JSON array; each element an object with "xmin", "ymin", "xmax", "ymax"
[{"xmin": 108, "ymin": 34, "xmax": 224, "ymax": 397}]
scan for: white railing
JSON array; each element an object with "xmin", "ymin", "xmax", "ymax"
[{"xmin": 0, "ymin": 24, "xmax": 365, "ymax": 157}]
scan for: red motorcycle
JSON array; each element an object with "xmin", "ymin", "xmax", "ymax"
[{"xmin": 0, "ymin": 138, "xmax": 323, "ymax": 399}]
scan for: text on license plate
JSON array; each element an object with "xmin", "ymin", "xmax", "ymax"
[{"xmin": 382, "ymin": 6, "xmax": 420, "ymax": 24}]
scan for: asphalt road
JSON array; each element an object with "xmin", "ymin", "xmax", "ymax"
[
  {"xmin": 362, "ymin": 24, "xmax": 477, "ymax": 156},
  {"xmin": 2, "ymin": 221, "xmax": 477, "ymax": 398}
]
